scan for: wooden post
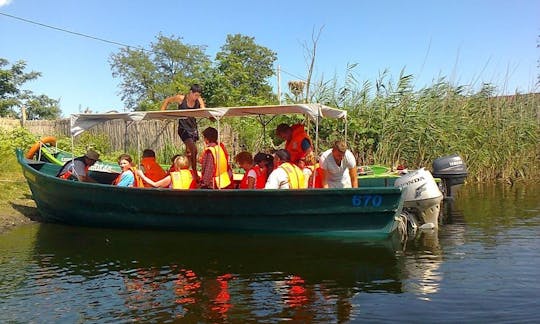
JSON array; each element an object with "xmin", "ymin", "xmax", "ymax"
[{"xmin": 20, "ymin": 105, "xmax": 27, "ymax": 127}]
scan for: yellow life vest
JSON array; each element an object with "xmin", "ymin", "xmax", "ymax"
[
  {"xmin": 170, "ymin": 170, "xmax": 193, "ymax": 189},
  {"xmin": 280, "ymin": 162, "xmax": 306, "ymax": 189},
  {"xmin": 205, "ymin": 145, "xmax": 231, "ymax": 189}
]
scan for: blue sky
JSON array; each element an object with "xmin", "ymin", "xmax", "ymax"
[{"xmin": 1, "ymin": 0, "xmax": 538, "ymax": 116}]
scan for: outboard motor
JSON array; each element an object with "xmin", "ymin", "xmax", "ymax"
[
  {"xmin": 395, "ymin": 168, "xmax": 443, "ymax": 228},
  {"xmin": 432, "ymin": 154, "xmax": 468, "ymax": 200}
]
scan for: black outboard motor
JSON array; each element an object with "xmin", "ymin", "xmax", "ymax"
[{"xmin": 432, "ymin": 154, "xmax": 468, "ymax": 200}]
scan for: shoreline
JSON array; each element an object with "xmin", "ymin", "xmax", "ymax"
[{"xmin": 0, "ymin": 177, "xmax": 38, "ymax": 234}]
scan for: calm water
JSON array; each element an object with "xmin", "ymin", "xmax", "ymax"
[{"xmin": 1, "ymin": 183, "xmax": 539, "ymax": 323}]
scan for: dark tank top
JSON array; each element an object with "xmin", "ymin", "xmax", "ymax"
[{"xmin": 178, "ymin": 96, "xmax": 200, "ymax": 134}]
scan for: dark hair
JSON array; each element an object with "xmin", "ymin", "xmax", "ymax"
[
  {"xmin": 254, "ymin": 152, "xmax": 273, "ymax": 164},
  {"xmin": 142, "ymin": 149, "xmax": 156, "ymax": 158},
  {"xmin": 275, "ymin": 123, "xmax": 290, "ymax": 134},
  {"xmin": 202, "ymin": 127, "xmax": 218, "ymax": 142},
  {"xmin": 190, "ymin": 84, "xmax": 203, "ymax": 94},
  {"xmin": 254, "ymin": 152, "xmax": 274, "ymax": 176},
  {"xmin": 117, "ymin": 154, "xmax": 132, "ymax": 164},
  {"xmin": 274, "ymin": 149, "xmax": 290, "ymax": 162}
]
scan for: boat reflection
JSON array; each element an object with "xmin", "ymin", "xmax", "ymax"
[{"xmin": 29, "ymin": 223, "xmax": 451, "ymax": 322}]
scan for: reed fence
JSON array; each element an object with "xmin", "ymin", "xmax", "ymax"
[{"xmin": 0, "ymin": 117, "xmax": 237, "ymax": 156}]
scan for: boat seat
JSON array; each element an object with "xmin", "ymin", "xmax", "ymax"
[{"xmin": 35, "ymin": 163, "xmax": 62, "ymax": 176}]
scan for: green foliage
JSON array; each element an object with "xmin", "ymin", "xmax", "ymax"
[
  {"xmin": 24, "ymin": 94, "xmax": 61, "ymax": 120},
  {"xmin": 110, "ymin": 34, "xmax": 211, "ymax": 110},
  {"xmin": 110, "ymin": 34, "xmax": 277, "ymax": 110},
  {"xmin": 210, "ymin": 34, "xmax": 278, "ymax": 106},
  {"xmin": 0, "ymin": 58, "xmax": 60, "ymax": 119},
  {"xmin": 0, "ymin": 127, "xmax": 37, "ymax": 173}
]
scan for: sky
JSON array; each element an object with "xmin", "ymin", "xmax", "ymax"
[{"xmin": 1, "ymin": 0, "xmax": 538, "ymax": 116}]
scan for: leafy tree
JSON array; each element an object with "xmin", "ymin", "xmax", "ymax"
[
  {"xmin": 110, "ymin": 34, "xmax": 211, "ymax": 111},
  {"xmin": 0, "ymin": 58, "xmax": 60, "ymax": 119},
  {"xmin": 25, "ymin": 94, "xmax": 62, "ymax": 120},
  {"xmin": 209, "ymin": 34, "xmax": 277, "ymax": 106}
]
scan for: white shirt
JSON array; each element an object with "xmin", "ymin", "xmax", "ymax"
[
  {"xmin": 319, "ymin": 149, "xmax": 356, "ymax": 188},
  {"xmin": 264, "ymin": 167, "xmax": 290, "ymax": 189}
]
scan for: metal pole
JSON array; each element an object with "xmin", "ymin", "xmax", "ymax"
[{"xmin": 277, "ymin": 65, "xmax": 281, "ymax": 105}]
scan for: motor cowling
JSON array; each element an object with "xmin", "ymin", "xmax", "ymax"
[
  {"xmin": 394, "ymin": 168, "xmax": 443, "ymax": 227},
  {"xmin": 432, "ymin": 154, "xmax": 468, "ymax": 198}
]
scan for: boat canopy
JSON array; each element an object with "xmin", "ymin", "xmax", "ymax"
[{"xmin": 70, "ymin": 104, "xmax": 347, "ymax": 136}]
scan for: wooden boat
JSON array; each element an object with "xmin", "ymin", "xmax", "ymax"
[{"xmin": 17, "ymin": 104, "xmax": 407, "ymax": 236}]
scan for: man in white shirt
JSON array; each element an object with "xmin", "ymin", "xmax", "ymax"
[{"xmin": 319, "ymin": 141, "xmax": 358, "ymax": 188}]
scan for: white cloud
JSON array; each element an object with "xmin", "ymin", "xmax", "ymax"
[{"xmin": 0, "ymin": 0, "xmax": 13, "ymax": 7}]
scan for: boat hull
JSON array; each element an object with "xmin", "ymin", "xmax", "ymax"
[{"xmin": 18, "ymin": 149, "xmax": 404, "ymax": 236}]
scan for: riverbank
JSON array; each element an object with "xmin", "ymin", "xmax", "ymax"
[{"xmin": 0, "ymin": 173, "xmax": 37, "ymax": 234}]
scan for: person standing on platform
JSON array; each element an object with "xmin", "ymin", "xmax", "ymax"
[{"xmin": 160, "ymin": 84, "xmax": 205, "ymax": 181}]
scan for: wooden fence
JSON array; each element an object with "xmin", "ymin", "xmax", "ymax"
[{"xmin": 0, "ymin": 117, "xmax": 237, "ymax": 155}]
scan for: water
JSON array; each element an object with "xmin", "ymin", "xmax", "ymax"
[{"xmin": 1, "ymin": 183, "xmax": 539, "ymax": 323}]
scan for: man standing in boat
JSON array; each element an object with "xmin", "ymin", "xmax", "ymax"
[
  {"xmin": 319, "ymin": 141, "xmax": 358, "ymax": 188},
  {"xmin": 275, "ymin": 123, "xmax": 313, "ymax": 165},
  {"xmin": 160, "ymin": 84, "xmax": 205, "ymax": 181}
]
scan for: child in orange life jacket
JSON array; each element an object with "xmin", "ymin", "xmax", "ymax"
[
  {"xmin": 253, "ymin": 152, "xmax": 274, "ymax": 183},
  {"xmin": 137, "ymin": 155, "xmax": 196, "ymax": 189},
  {"xmin": 302, "ymin": 152, "xmax": 323, "ymax": 188},
  {"xmin": 113, "ymin": 154, "xmax": 141, "ymax": 187},
  {"xmin": 235, "ymin": 151, "xmax": 266, "ymax": 189},
  {"xmin": 297, "ymin": 152, "xmax": 317, "ymax": 188},
  {"xmin": 140, "ymin": 149, "xmax": 167, "ymax": 187}
]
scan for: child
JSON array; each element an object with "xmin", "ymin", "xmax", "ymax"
[
  {"xmin": 235, "ymin": 151, "xmax": 265, "ymax": 189},
  {"xmin": 113, "ymin": 154, "xmax": 143, "ymax": 187},
  {"xmin": 200, "ymin": 127, "xmax": 231, "ymax": 189},
  {"xmin": 138, "ymin": 155, "xmax": 196, "ymax": 189},
  {"xmin": 304, "ymin": 152, "xmax": 323, "ymax": 188},
  {"xmin": 140, "ymin": 149, "xmax": 167, "ymax": 187},
  {"xmin": 253, "ymin": 152, "xmax": 273, "ymax": 186}
]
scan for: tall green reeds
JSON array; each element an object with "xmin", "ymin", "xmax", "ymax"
[{"xmin": 309, "ymin": 69, "xmax": 539, "ymax": 182}]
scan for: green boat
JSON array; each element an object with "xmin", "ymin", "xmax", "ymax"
[
  {"xmin": 17, "ymin": 149, "xmax": 404, "ymax": 236},
  {"xmin": 17, "ymin": 104, "xmax": 408, "ymax": 236}
]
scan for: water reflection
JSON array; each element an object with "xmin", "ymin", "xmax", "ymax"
[
  {"xmin": 2, "ymin": 183, "xmax": 538, "ymax": 322},
  {"xmin": 0, "ymin": 215, "xmax": 463, "ymax": 322},
  {"xmin": 0, "ymin": 224, "xmax": 412, "ymax": 322}
]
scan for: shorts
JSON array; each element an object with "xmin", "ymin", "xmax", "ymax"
[{"xmin": 178, "ymin": 127, "xmax": 199, "ymax": 142}]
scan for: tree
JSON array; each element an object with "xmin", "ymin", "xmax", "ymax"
[
  {"xmin": 110, "ymin": 34, "xmax": 211, "ymax": 111},
  {"xmin": 0, "ymin": 58, "xmax": 60, "ymax": 119},
  {"xmin": 25, "ymin": 94, "xmax": 62, "ymax": 120},
  {"xmin": 209, "ymin": 34, "xmax": 277, "ymax": 106}
]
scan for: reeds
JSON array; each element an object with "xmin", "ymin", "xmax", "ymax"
[{"xmin": 309, "ymin": 71, "xmax": 539, "ymax": 182}]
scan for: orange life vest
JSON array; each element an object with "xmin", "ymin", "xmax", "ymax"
[
  {"xmin": 238, "ymin": 165, "xmax": 266, "ymax": 189},
  {"xmin": 285, "ymin": 124, "xmax": 312, "ymax": 164},
  {"xmin": 58, "ymin": 157, "xmax": 89, "ymax": 180},
  {"xmin": 308, "ymin": 163, "xmax": 323, "ymax": 188},
  {"xmin": 170, "ymin": 169, "xmax": 196, "ymax": 189},
  {"xmin": 141, "ymin": 157, "xmax": 167, "ymax": 187},
  {"xmin": 205, "ymin": 145, "xmax": 232, "ymax": 189},
  {"xmin": 279, "ymin": 162, "xmax": 306, "ymax": 189},
  {"xmin": 113, "ymin": 167, "xmax": 144, "ymax": 187}
]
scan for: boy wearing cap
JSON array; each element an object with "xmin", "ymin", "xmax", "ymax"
[{"xmin": 57, "ymin": 149, "xmax": 100, "ymax": 183}]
